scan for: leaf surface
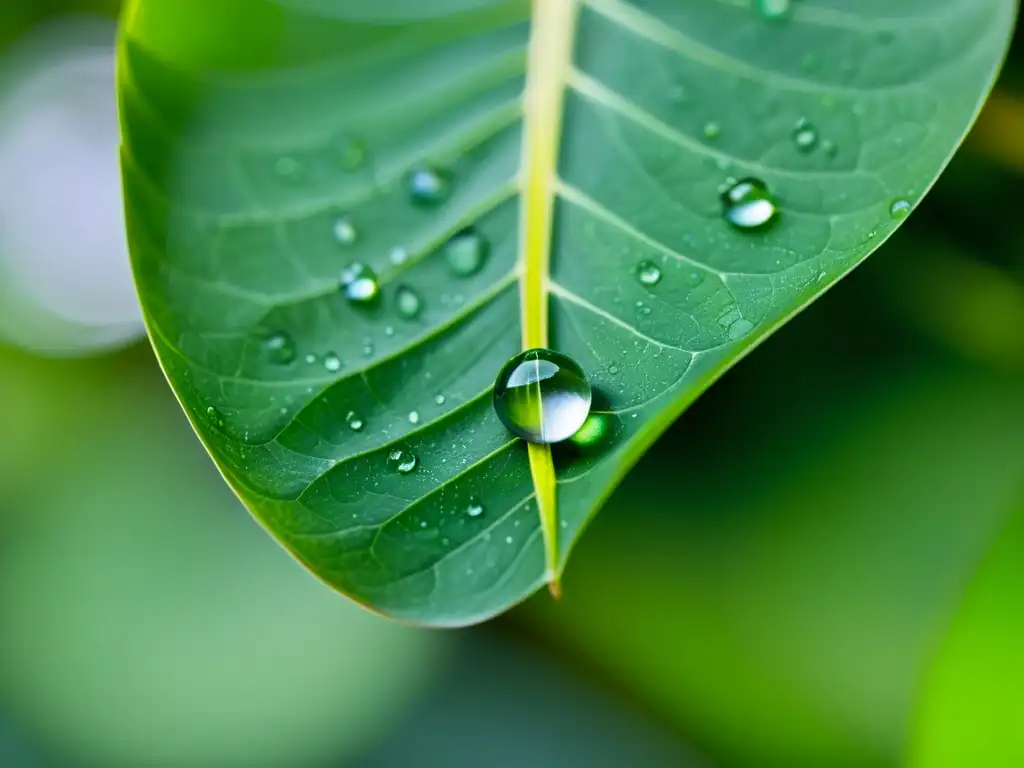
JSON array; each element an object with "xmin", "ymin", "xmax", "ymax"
[{"xmin": 119, "ymin": 0, "xmax": 1015, "ymax": 624}]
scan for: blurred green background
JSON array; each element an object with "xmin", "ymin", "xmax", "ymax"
[{"xmin": 1, "ymin": 1, "xmax": 1023, "ymax": 766}]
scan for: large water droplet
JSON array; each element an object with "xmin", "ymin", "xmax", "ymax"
[
  {"xmin": 792, "ymin": 119, "xmax": 818, "ymax": 152},
  {"xmin": 263, "ymin": 332, "xmax": 295, "ymax": 365},
  {"xmin": 324, "ymin": 353, "xmax": 342, "ymax": 373},
  {"xmin": 408, "ymin": 167, "xmax": 450, "ymax": 206},
  {"xmin": 636, "ymin": 260, "xmax": 662, "ymax": 287},
  {"xmin": 466, "ymin": 497, "xmax": 484, "ymax": 518},
  {"xmin": 333, "ymin": 217, "xmax": 357, "ymax": 246},
  {"xmin": 755, "ymin": 0, "xmax": 792, "ymax": 20},
  {"xmin": 395, "ymin": 286, "xmax": 423, "ymax": 319},
  {"xmin": 387, "ymin": 448, "xmax": 418, "ymax": 474},
  {"xmin": 721, "ymin": 178, "xmax": 778, "ymax": 230},
  {"xmin": 890, "ymin": 199, "xmax": 912, "ymax": 219},
  {"xmin": 444, "ymin": 230, "xmax": 489, "ymax": 277},
  {"xmin": 340, "ymin": 262, "xmax": 379, "ymax": 304},
  {"xmin": 493, "ymin": 348, "xmax": 592, "ymax": 444},
  {"xmin": 346, "ymin": 411, "xmax": 364, "ymax": 431}
]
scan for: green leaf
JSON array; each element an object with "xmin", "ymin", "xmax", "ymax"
[
  {"xmin": 118, "ymin": 0, "xmax": 1015, "ymax": 624},
  {"xmin": 908, "ymin": 502, "xmax": 1024, "ymax": 768}
]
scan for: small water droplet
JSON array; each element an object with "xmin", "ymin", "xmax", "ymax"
[
  {"xmin": 408, "ymin": 410, "xmax": 420, "ymax": 425},
  {"xmin": 340, "ymin": 262, "xmax": 379, "ymax": 304},
  {"xmin": 324, "ymin": 353, "xmax": 342, "ymax": 373},
  {"xmin": 890, "ymin": 199, "xmax": 912, "ymax": 219},
  {"xmin": 821, "ymin": 138, "xmax": 838, "ymax": 158},
  {"xmin": 389, "ymin": 246, "xmax": 409, "ymax": 266},
  {"xmin": 792, "ymin": 118, "xmax": 818, "ymax": 152},
  {"xmin": 444, "ymin": 230, "xmax": 489, "ymax": 277},
  {"xmin": 275, "ymin": 155, "xmax": 301, "ymax": 180},
  {"xmin": 205, "ymin": 405, "xmax": 225, "ymax": 428},
  {"xmin": 396, "ymin": 286, "xmax": 423, "ymax": 320},
  {"xmin": 609, "ymin": 364, "xmax": 619, "ymax": 375},
  {"xmin": 755, "ymin": 0, "xmax": 791, "ymax": 20},
  {"xmin": 636, "ymin": 260, "xmax": 662, "ymax": 286},
  {"xmin": 362, "ymin": 339, "xmax": 374, "ymax": 357},
  {"xmin": 721, "ymin": 178, "xmax": 778, "ymax": 230},
  {"xmin": 408, "ymin": 167, "xmax": 451, "ymax": 206},
  {"xmin": 466, "ymin": 498, "xmax": 484, "ymax": 518},
  {"xmin": 384, "ymin": 325, "xmax": 395, "ymax": 337},
  {"xmin": 333, "ymin": 217, "xmax": 357, "ymax": 246},
  {"xmin": 263, "ymin": 332, "xmax": 296, "ymax": 365},
  {"xmin": 305, "ymin": 353, "xmax": 318, "ymax": 365},
  {"xmin": 387, "ymin": 448, "xmax": 418, "ymax": 474},
  {"xmin": 493, "ymin": 348, "xmax": 592, "ymax": 444},
  {"xmin": 801, "ymin": 53, "xmax": 819, "ymax": 72},
  {"xmin": 346, "ymin": 411, "xmax": 364, "ymax": 431},
  {"xmin": 686, "ymin": 271, "xmax": 705, "ymax": 287},
  {"xmin": 703, "ymin": 121, "xmax": 721, "ymax": 139},
  {"xmin": 434, "ymin": 394, "xmax": 446, "ymax": 405},
  {"xmin": 505, "ymin": 535, "xmax": 514, "ymax": 545},
  {"xmin": 334, "ymin": 134, "xmax": 365, "ymax": 171},
  {"xmin": 669, "ymin": 84, "xmax": 688, "ymax": 103}
]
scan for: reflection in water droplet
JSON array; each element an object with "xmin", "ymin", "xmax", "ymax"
[
  {"xmin": 755, "ymin": 0, "xmax": 792, "ymax": 19},
  {"xmin": 444, "ymin": 230, "xmax": 489, "ymax": 277},
  {"xmin": 408, "ymin": 167, "xmax": 451, "ymax": 206},
  {"xmin": 324, "ymin": 353, "xmax": 342, "ymax": 373},
  {"xmin": 346, "ymin": 411, "xmax": 364, "ymax": 431},
  {"xmin": 408, "ymin": 410, "xmax": 420, "ymax": 425},
  {"xmin": 434, "ymin": 394, "xmax": 446, "ymax": 405},
  {"xmin": 387, "ymin": 448, "xmax": 418, "ymax": 474},
  {"xmin": 890, "ymin": 199, "xmax": 912, "ymax": 219},
  {"xmin": 636, "ymin": 260, "xmax": 662, "ymax": 286},
  {"xmin": 721, "ymin": 178, "xmax": 778, "ymax": 230},
  {"xmin": 728, "ymin": 318, "xmax": 755, "ymax": 340},
  {"xmin": 396, "ymin": 286, "xmax": 423, "ymax": 319},
  {"xmin": 703, "ymin": 121, "xmax": 721, "ymax": 139},
  {"xmin": 334, "ymin": 134, "xmax": 365, "ymax": 171},
  {"xmin": 792, "ymin": 118, "xmax": 818, "ymax": 152},
  {"xmin": 333, "ymin": 217, "xmax": 357, "ymax": 246},
  {"xmin": 389, "ymin": 246, "xmax": 409, "ymax": 266},
  {"xmin": 340, "ymin": 262, "xmax": 379, "ymax": 304},
  {"xmin": 263, "ymin": 332, "xmax": 296, "ymax": 365},
  {"xmin": 466, "ymin": 498, "xmax": 484, "ymax": 518},
  {"xmin": 493, "ymin": 348, "xmax": 592, "ymax": 444}
]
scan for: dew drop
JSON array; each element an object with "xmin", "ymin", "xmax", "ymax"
[
  {"xmin": 263, "ymin": 332, "xmax": 296, "ymax": 365},
  {"xmin": 408, "ymin": 167, "xmax": 451, "ymax": 206},
  {"xmin": 333, "ymin": 217, "xmax": 357, "ymax": 246},
  {"xmin": 686, "ymin": 271, "xmax": 705, "ymax": 287},
  {"xmin": 389, "ymin": 246, "xmax": 409, "ymax": 266},
  {"xmin": 493, "ymin": 348, "xmax": 592, "ymax": 444},
  {"xmin": 635, "ymin": 260, "xmax": 662, "ymax": 287},
  {"xmin": 792, "ymin": 118, "xmax": 818, "ymax": 152},
  {"xmin": 703, "ymin": 121, "xmax": 721, "ymax": 139},
  {"xmin": 721, "ymin": 178, "xmax": 778, "ymax": 230},
  {"xmin": 384, "ymin": 325, "xmax": 395, "ymax": 337},
  {"xmin": 821, "ymin": 138, "xmax": 838, "ymax": 158},
  {"xmin": 362, "ymin": 339, "xmax": 374, "ymax": 357},
  {"xmin": 444, "ymin": 230, "xmax": 489, "ymax": 277},
  {"xmin": 275, "ymin": 155, "xmax": 302, "ymax": 180},
  {"xmin": 408, "ymin": 410, "xmax": 420, "ymax": 425},
  {"xmin": 505, "ymin": 536, "xmax": 514, "ymax": 545},
  {"xmin": 466, "ymin": 498, "xmax": 484, "ymax": 518},
  {"xmin": 396, "ymin": 285, "xmax": 423, "ymax": 319},
  {"xmin": 305, "ymin": 353, "xmax": 318, "ymax": 365},
  {"xmin": 434, "ymin": 394, "xmax": 446, "ymax": 405},
  {"xmin": 340, "ymin": 262, "xmax": 379, "ymax": 304},
  {"xmin": 346, "ymin": 411, "xmax": 364, "ymax": 431},
  {"xmin": 334, "ymin": 134, "xmax": 365, "ymax": 171},
  {"xmin": 755, "ymin": 0, "xmax": 792, "ymax": 20},
  {"xmin": 324, "ymin": 353, "xmax": 342, "ymax": 373},
  {"xmin": 206, "ymin": 406, "xmax": 225, "ymax": 428},
  {"xmin": 890, "ymin": 199, "xmax": 912, "ymax": 219},
  {"xmin": 387, "ymin": 448, "xmax": 418, "ymax": 474}
]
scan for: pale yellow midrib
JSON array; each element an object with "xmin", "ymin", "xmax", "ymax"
[{"xmin": 519, "ymin": 0, "xmax": 579, "ymax": 592}]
